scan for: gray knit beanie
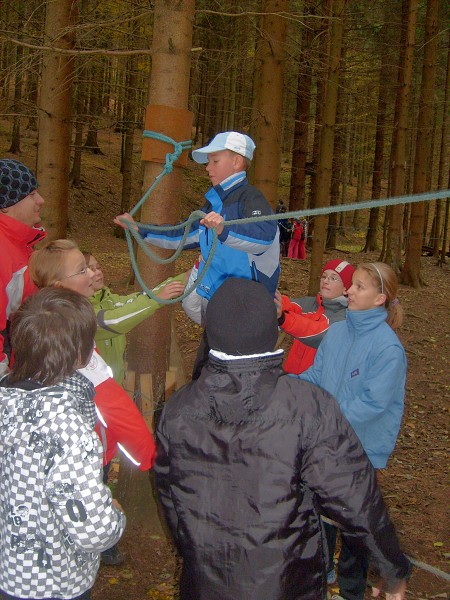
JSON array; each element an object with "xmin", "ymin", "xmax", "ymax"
[
  {"xmin": 206, "ymin": 278, "xmax": 278, "ymax": 355},
  {"xmin": 0, "ymin": 159, "xmax": 38, "ymax": 209}
]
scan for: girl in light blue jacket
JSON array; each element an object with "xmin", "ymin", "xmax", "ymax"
[{"xmin": 300, "ymin": 262, "xmax": 406, "ymax": 600}]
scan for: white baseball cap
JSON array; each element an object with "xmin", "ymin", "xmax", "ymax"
[{"xmin": 192, "ymin": 131, "xmax": 256, "ymax": 164}]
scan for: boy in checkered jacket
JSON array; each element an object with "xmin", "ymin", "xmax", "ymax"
[{"xmin": 0, "ymin": 288, "xmax": 126, "ymax": 600}]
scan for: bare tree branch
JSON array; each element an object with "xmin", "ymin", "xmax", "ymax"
[{"xmin": 1, "ymin": 35, "xmax": 202, "ymax": 56}]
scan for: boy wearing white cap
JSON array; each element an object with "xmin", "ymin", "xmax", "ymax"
[{"xmin": 114, "ymin": 131, "xmax": 280, "ymax": 327}]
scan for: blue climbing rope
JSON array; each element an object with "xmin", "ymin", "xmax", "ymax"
[
  {"xmin": 123, "ymin": 130, "xmax": 214, "ymax": 305},
  {"xmin": 129, "ymin": 131, "xmax": 191, "ymax": 217}
]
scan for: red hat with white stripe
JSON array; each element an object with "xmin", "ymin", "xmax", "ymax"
[{"xmin": 322, "ymin": 259, "xmax": 355, "ymax": 291}]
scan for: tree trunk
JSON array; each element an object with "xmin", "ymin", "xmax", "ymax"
[
  {"xmin": 308, "ymin": 0, "xmax": 347, "ymax": 295},
  {"xmin": 307, "ymin": 0, "xmax": 331, "ymax": 238},
  {"xmin": 288, "ymin": 14, "xmax": 313, "ymax": 211},
  {"xmin": 115, "ymin": 9, "xmax": 141, "ymax": 237},
  {"xmin": 37, "ymin": 0, "xmax": 77, "ymax": 240},
  {"xmin": 439, "ymin": 197, "xmax": 449, "ymax": 267},
  {"xmin": 364, "ymin": 12, "xmax": 393, "ymax": 253},
  {"xmin": 353, "ymin": 116, "xmax": 369, "ymax": 231},
  {"xmin": 252, "ymin": 0, "xmax": 287, "ymax": 205},
  {"xmin": 385, "ymin": 0, "xmax": 418, "ymax": 272},
  {"xmin": 327, "ymin": 54, "xmax": 345, "ymax": 249},
  {"xmin": 340, "ymin": 94, "xmax": 351, "ymax": 232},
  {"xmin": 434, "ymin": 31, "xmax": 449, "ymax": 258},
  {"xmin": 84, "ymin": 79, "xmax": 103, "ymax": 154},
  {"xmin": 70, "ymin": 76, "xmax": 85, "ymax": 187},
  {"xmin": 118, "ymin": 0, "xmax": 194, "ymax": 531},
  {"xmin": 8, "ymin": 44, "xmax": 23, "ymax": 154},
  {"xmin": 402, "ymin": 0, "xmax": 439, "ymax": 288},
  {"xmin": 83, "ymin": 57, "xmax": 105, "ymax": 154}
]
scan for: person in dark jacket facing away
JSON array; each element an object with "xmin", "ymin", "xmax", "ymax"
[{"xmin": 154, "ymin": 277, "xmax": 410, "ymax": 600}]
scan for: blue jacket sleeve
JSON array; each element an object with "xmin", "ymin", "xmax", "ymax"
[{"xmin": 140, "ymin": 216, "xmax": 201, "ymax": 251}]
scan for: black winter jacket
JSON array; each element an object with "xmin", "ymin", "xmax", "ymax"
[{"xmin": 155, "ymin": 351, "xmax": 410, "ymax": 600}]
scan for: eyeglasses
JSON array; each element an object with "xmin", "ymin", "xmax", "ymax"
[
  {"xmin": 61, "ymin": 266, "xmax": 91, "ymax": 280},
  {"xmin": 320, "ymin": 274, "xmax": 342, "ymax": 284},
  {"xmin": 88, "ymin": 263, "xmax": 101, "ymax": 272}
]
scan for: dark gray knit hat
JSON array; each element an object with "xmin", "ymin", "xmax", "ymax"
[
  {"xmin": 206, "ymin": 277, "xmax": 278, "ymax": 355},
  {"xmin": 0, "ymin": 159, "xmax": 38, "ymax": 209}
]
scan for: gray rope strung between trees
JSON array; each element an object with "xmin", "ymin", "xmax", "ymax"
[{"xmin": 406, "ymin": 556, "xmax": 450, "ymax": 582}]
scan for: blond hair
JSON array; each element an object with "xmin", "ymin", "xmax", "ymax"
[
  {"xmin": 29, "ymin": 239, "xmax": 79, "ymax": 288},
  {"xmin": 357, "ymin": 262, "xmax": 403, "ymax": 329}
]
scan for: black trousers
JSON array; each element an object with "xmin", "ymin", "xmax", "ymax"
[{"xmin": 324, "ymin": 522, "xmax": 369, "ymax": 600}]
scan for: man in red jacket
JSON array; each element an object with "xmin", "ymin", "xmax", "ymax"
[{"xmin": 0, "ymin": 159, "xmax": 46, "ymax": 377}]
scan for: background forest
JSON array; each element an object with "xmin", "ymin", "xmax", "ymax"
[
  {"xmin": 1, "ymin": 0, "xmax": 449, "ymax": 284},
  {"xmin": 1, "ymin": 1, "xmax": 449, "ymax": 599}
]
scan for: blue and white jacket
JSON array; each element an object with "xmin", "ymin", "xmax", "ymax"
[
  {"xmin": 300, "ymin": 307, "xmax": 407, "ymax": 468},
  {"xmin": 139, "ymin": 173, "xmax": 280, "ymax": 300}
]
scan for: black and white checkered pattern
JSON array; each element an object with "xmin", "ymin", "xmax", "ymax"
[
  {"xmin": 59, "ymin": 372, "xmax": 97, "ymax": 430},
  {"xmin": 0, "ymin": 385, "xmax": 126, "ymax": 598}
]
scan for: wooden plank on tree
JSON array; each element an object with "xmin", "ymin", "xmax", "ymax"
[{"xmin": 140, "ymin": 373, "xmax": 154, "ymax": 432}]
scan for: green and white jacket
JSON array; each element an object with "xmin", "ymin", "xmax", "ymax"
[{"xmin": 92, "ymin": 275, "xmax": 185, "ymax": 384}]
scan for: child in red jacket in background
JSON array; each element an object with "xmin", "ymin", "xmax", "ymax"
[
  {"xmin": 275, "ymin": 259, "xmax": 355, "ymax": 374},
  {"xmin": 287, "ymin": 218, "xmax": 306, "ymax": 260}
]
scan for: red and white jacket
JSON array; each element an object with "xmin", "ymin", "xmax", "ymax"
[
  {"xmin": 279, "ymin": 293, "xmax": 348, "ymax": 375},
  {"xmin": 0, "ymin": 214, "xmax": 46, "ymax": 376},
  {"xmin": 79, "ymin": 349, "xmax": 156, "ymax": 471}
]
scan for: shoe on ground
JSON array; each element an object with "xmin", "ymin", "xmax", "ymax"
[
  {"xmin": 101, "ymin": 544, "xmax": 124, "ymax": 566},
  {"xmin": 327, "ymin": 568, "xmax": 337, "ymax": 584}
]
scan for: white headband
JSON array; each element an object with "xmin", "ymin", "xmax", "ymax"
[{"xmin": 371, "ymin": 263, "xmax": 384, "ymax": 295}]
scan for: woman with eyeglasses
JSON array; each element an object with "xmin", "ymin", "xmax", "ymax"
[
  {"xmin": 275, "ymin": 259, "xmax": 355, "ymax": 375},
  {"xmin": 300, "ymin": 262, "xmax": 407, "ymax": 600},
  {"xmin": 28, "ymin": 240, "xmax": 156, "ymax": 476}
]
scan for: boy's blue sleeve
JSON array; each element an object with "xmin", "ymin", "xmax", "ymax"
[{"xmin": 139, "ymin": 215, "xmax": 202, "ymax": 251}]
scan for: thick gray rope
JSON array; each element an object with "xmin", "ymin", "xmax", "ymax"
[
  {"xmin": 406, "ymin": 556, "xmax": 450, "ymax": 582},
  {"xmin": 122, "ymin": 188, "xmax": 449, "ymax": 304}
]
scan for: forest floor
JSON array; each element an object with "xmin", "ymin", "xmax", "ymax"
[{"xmin": 0, "ymin": 121, "xmax": 448, "ymax": 600}]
